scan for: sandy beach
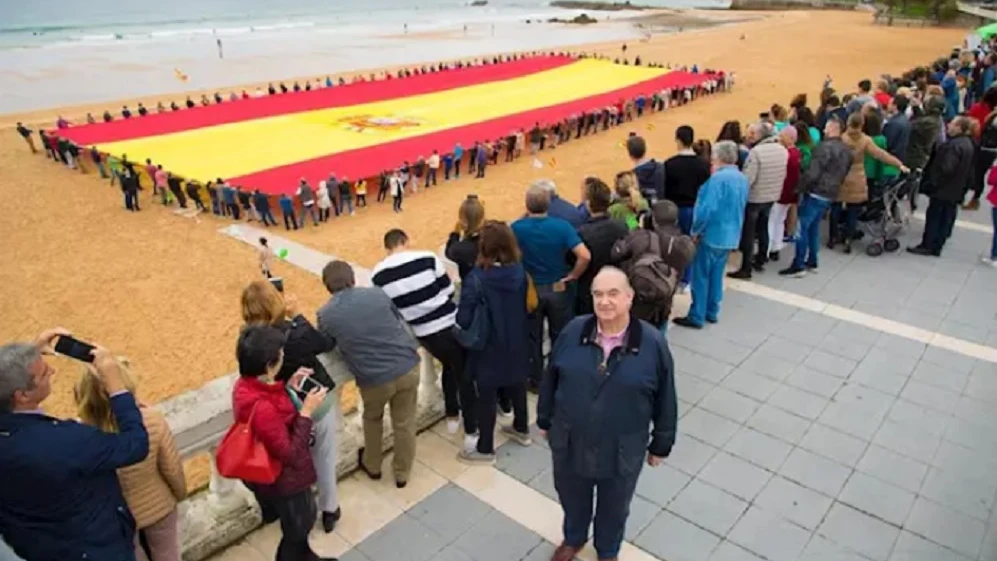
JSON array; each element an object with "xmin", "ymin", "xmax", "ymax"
[{"xmin": 0, "ymin": 9, "xmax": 965, "ymax": 488}]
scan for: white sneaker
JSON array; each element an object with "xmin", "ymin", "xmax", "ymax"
[
  {"xmin": 981, "ymin": 256, "xmax": 997, "ymax": 268},
  {"xmin": 463, "ymin": 432, "xmax": 480, "ymax": 451},
  {"xmin": 446, "ymin": 418, "xmax": 460, "ymax": 434}
]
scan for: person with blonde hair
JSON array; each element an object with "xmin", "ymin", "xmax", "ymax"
[
  {"xmin": 74, "ymin": 360, "xmax": 185, "ymax": 561},
  {"xmin": 608, "ymin": 171, "xmax": 648, "ymax": 230},
  {"xmin": 830, "ymin": 111, "xmax": 908, "ymax": 253},
  {"xmin": 240, "ymin": 280, "xmax": 341, "ymax": 532}
]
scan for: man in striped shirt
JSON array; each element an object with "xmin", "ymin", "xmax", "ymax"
[{"xmin": 371, "ymin": 229, "xmax": 477, "ymax": 446}]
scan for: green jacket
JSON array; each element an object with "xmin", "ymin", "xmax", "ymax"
[{"xmin": 865, "ymin": 135, "xmax": 899, "ymax": 181}]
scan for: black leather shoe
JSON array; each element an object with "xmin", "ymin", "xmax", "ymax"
[
  {"xmin": 672, "ymin": 317, "xmax": 703, "ymax": 329},
  {"xmin": 357, "ymin": 448, "xmax": 382, "ymax": 480},
  {"xmin": 396, "ymin": 480, "xmax": 408, "ymax": 489},
  {"xmin": 322, "ymin": 508, "xmax": 341, "ymax": 533},
  {"xmin": 906, "ymin": 246, "xmax": 938, "ymax": 257},
  {"xmin": 726, "ymin": 269, "xmax": 752, "ymax": 280}
]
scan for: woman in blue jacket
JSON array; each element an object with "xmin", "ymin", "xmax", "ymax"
[{"xmin": 456, "ymin": 220, "xmax": 533, "ymax": 464}]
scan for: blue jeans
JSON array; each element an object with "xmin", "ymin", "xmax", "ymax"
[
  {"xmin": 528, "ymin": 284, "xmax": 574, "ymax": 385},
  {"xmin": 341, "ymin": 196, "xmax": 353, "ymax": 214},
  {"xmin": 991, "ymin": 207, "xmax": 997, "ymax": 259},
  {"xmin": 553, "ymin": 452, "xmax": 642, "ymax": 560},
  {"xmin": 677, "ymin": 206, "xmax": 694, "ymax": 285},
  {"xmin": 793, "ymin": 195, "xmax": 832, "ymax": 269},
  {"xmin": 688, "ymin": 245, "xmax": 730, "ymax": 326}
]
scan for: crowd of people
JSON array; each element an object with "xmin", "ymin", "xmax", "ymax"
[
  {"xmin": 15, "ymin": 51, "xmax": 728, "ymax": 230},
  {"xmin": 9, "ymin": 36, "xmax": 997, "ymax": 561}
]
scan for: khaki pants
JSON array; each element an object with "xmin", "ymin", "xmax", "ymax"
[{"xmin": 358, "ymin": 368, "xmax": 419, "ymax": 482}]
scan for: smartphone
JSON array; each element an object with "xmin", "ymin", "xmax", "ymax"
[
  {"xmin": 292, "ymin": 374, "xmax": 323, "ymax": 397},
  {"xmin": 553, "ymin": 281, "xmax": 567, "ymax": 293},
  {"xmin": 54, "ymin": 335, "xmax": 96, "ymax": 363},
  {"xmin": 269, "ymin": 277, "xmax": 284, "ymax": 293}
]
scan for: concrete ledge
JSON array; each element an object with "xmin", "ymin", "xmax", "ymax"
[{"xmin": 163, "ymin": 348, "xmax": 445, "ymax": 561}]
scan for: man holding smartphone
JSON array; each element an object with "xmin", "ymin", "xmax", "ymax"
[{"xmin": 0, "ymin": 329, "xmax": 150, "ymax": 561}]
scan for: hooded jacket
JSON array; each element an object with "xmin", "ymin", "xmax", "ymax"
[
  {"xmin": 907, "ymin": 98, "xmax": 944, "ymax": 169},
  {"xmin": 633, "ymin": 159, "xmax": 665, "ymax": 202},
  {"xmin": 456, "ymin": 263, "xmax": 531, "ymax": 388}
]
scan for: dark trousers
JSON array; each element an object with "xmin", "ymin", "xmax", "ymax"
[
  {"xmin": 972, "ymin": 148, "xmax": 996, "ymax": 201},
  {"xmin": 528, "ymin": 285, "xmax": 574, "ymax": 385},
  {"xmin": 476, "ymin": 161, "xmax": 486, "ymax": 178},
  {"xmin": 260, "ymin": 208, "xmax": 277, "ymax": 226},
  {"xmin": 378, "ymin": 186, "xmax": 389, "ymax": 202},
  {"xmin": 283, "ymin": 211, "xmax": 298, "ymax": 230},
  {"xmin": 426, "ymin": 168, "xmax": 437, "ymax": 186},
  {"xmin": 829, "ymin": 203, "xmax": 860, "ymax": 244},
  {"xmin": 191, "ymin": 194, "xmax": 206, "ymax": 212},
  {"xmin": 418, "ymin": 330, "xmax": 475, "ymax": 434},
  {"xmin": 227, "ymin": 202, "xmax": 240, "ymax": 220},
  {"xmin": 210, "ymin": 199, "xmax": 221, "ymax": 215},
  {"xmin": 737, "ymin": 202, "xmax": 773, "ymax": 272},
  {"xmin": 476, "ymin": 384, "xmax": 528, "ymax": 454},
  {"xmin": 393, "ymin": 194, "xmax": 403, "ymax": 212},
  {"xmin": 455, "ymin": 159, "xmax": 461, "ymax": 178},
  {"xmin": 920, "ymin": 197, "xmax": 958, "ymax": 254},
  {"xmin": 357, "ymin": 194, "xmax": 366, "ymax": 207},
  {"xmin": 553, "ymin": 457, "xmax": 642, "ymax": 560},
  {"xmin": 444, "ymin": 165, "xmax": 453, "ymax": 180},
  {"xmin": 273, "ymin": 489, "xmax": 319, "ymax": 561}
]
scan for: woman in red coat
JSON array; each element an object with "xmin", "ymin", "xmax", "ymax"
[
  {"xmin": 966, "ymin": 88, "xmax": 997, "ymax": 210},
  {"xmin": 231, "ymin": 325, "xmax": 334, "ymax": 561}
]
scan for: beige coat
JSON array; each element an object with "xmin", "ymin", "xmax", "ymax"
[
  {"xmin": 839, "ymin": 131, "xmax": 898, "ymax": 204},
  {"xmin": 117, "ymin": 407, "xmax": 186, "ymax": 528}
]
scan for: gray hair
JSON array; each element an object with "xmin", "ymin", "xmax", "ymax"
[
  {"xmin": 525, "ymin": 184, "xmax": 551, "ymax": 214},
  {"xmin": 531, "ymin": 179, "xmax": 557, "ymax": 194},
  {"xmin": 0, "ymin": 343, "xmax": 40, "ymax": 413},
  {"xmin": 713, "ymin": 140, "xmax": 740, "ymax": 166},
  {"xmin": 756, "ymin": 121, "xmax": 775, "ymax": 140}
]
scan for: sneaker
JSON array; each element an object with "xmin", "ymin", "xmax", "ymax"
[
  {"xmin": 498, "ymin": 403, "xmax": 513, "ymax": 418},
  {"xmin": 768, "ymin": 251, "xmax": 780, "ymax": 262},
  {"xmin": 981, "ymin": 256, "xmax": 997, "ymax": 268},
  {"xmin": 805, "ymin": 264, "xmax": 818, "ymax": 274},
  {"xmin": 778, "ymin": 265, "xmax": 806, "ymax": 278},
  {"xmin": 457, "ymin": 449, "xmax": 496, "ymax": 465},
  {"xmin": 446, "ymin": 417, "xmax": 460, "ymax": 434},
  {"xmin": 463, "ymin": 432, "xmax": 480, "ymax": 451},
  {"xmin": 501, "ymin": 425, "xmax": 532, "ymax": 446}
]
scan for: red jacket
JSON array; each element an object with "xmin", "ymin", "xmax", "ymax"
[
  {"xmin": 968, "ymin": 102, "xmax": 993, "ymax": 139},
  {"xmin": 779, "ymin": 146, "xmax": 802, "ymax": 204},
  {"xmin": 231, "ymin": 377, "xmax": 315, "ymax": 497},
  {"xmin": 987, "ymin": 166, "xmax": 997, "ymax": 207}
]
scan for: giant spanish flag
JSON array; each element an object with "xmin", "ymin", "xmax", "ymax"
[{"xmin": 59, "ymin": 56, "xmax": 712, "ymax": 195}]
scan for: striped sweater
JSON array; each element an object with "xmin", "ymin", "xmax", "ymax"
[{"xmin": 371, "ymin": 250, "xmax": 457, "ymax": 338}]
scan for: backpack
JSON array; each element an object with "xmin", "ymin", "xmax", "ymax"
[
  {"xmin": 982, "ymin": 114, "xmax": 997, "ymax": 151},
  {"xmin": 627, "ymin": 234, "xmax": 678, "ymax": 323}
]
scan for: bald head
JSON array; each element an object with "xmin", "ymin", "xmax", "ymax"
[{"xmin": 593, "ymin": 266, "xmax": 632, "ymax": 292}]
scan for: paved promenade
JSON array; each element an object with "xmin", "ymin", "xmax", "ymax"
[{"xmin": 211, "ymin": 203, "xmax": 997, "ymax": 561}]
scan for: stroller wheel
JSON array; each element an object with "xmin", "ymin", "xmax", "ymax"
[
  {"xmin": 867, "ymin": 243, "xmax": 884, "ymax": 257},
  {"xmin": 883, "ymin": 239, "xmax": 900, "ymax": 253}
]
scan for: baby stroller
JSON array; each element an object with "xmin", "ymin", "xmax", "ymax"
[{"xmin": 856, "ymin": 171, "xmax": 917, "ymax": 257}]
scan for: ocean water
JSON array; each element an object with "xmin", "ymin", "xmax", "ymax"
[{"xmin": 0, "ymin": 0, "xmax": 728, "ymax": 114}]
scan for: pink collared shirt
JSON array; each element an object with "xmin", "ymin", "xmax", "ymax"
[{"xmin": 595, "ymin": 323, "xmax": 628, "ymax": 369}]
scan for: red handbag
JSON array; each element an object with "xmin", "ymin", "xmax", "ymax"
[{"xmin": 215, "ymin": 403, "xmax": 282, "ymax": 484}]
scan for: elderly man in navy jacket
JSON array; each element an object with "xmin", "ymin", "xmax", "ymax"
[
  {"xmin": 538, "ymin": 267, "xmax": 677, "ymax": 561},
  {"xmin": 0, "ymin": 329, "xmax": 149, "ymax": 561}
]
